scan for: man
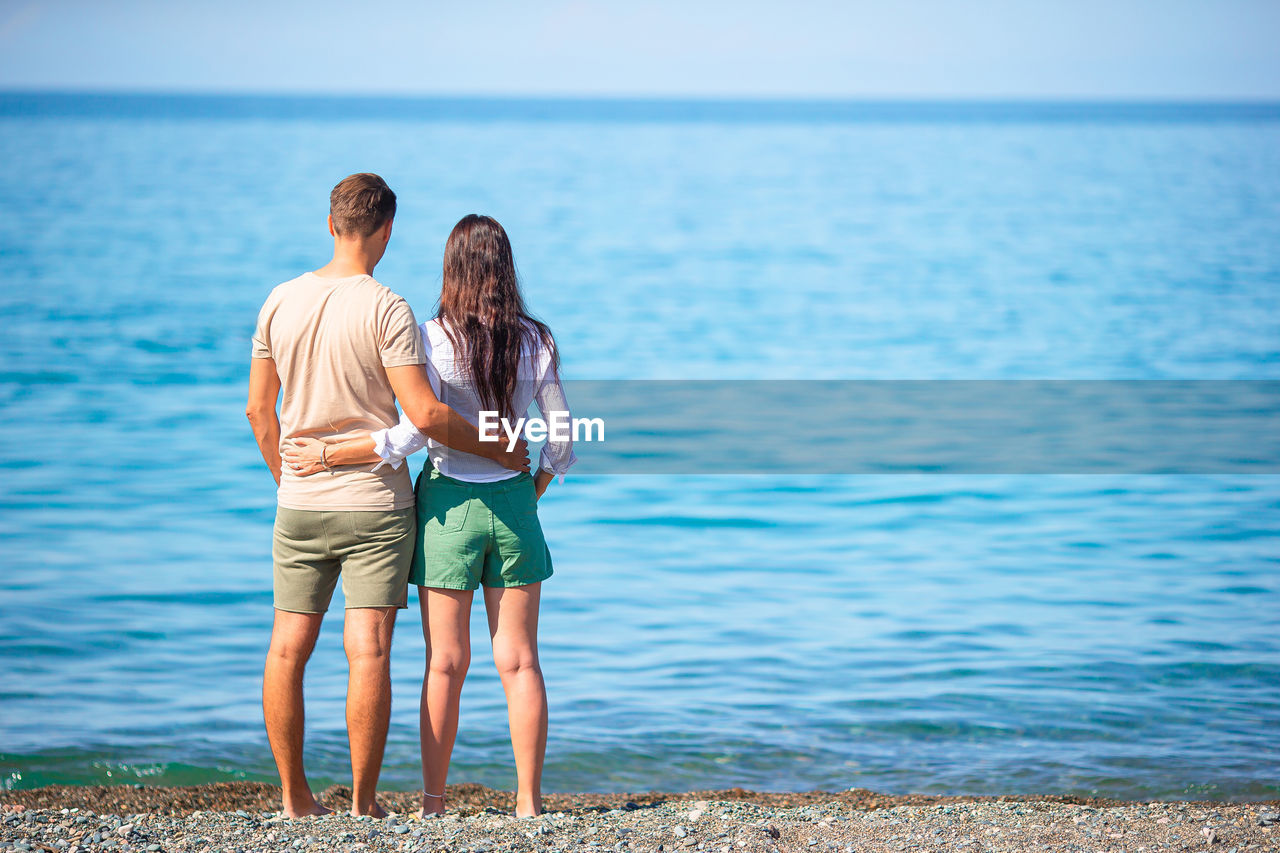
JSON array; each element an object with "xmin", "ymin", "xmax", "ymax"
[{"xmin": 245, "ymin": 173, "xmax": 528, "ymax": 817}]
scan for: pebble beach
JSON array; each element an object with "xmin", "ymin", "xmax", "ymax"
[{"xmin": 3, "ymin": 784, "xmax": 1278, "ymax": 853}]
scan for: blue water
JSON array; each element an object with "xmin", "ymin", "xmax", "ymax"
[{"xmin": 1, "ymin": 95, "xmax": 1278, "ymax": 800}]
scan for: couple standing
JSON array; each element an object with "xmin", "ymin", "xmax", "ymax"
[{"xmin": 245, "ymin": 173, "xmax": 574, "ymax": 819}]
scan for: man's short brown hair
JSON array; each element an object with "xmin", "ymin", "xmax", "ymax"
[{"xmin": 330, "ymin": 173, "xmax": 397, "ymax": 237}]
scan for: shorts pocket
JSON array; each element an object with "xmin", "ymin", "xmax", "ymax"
[
  {"xmin": 424, "ymin": 496, "xmax": 471, "ymax": 534},
  {"xmin": 417, "ymin": 473, "xmax": 473, "ymax": 534},
  {"xmin": 498, "ymin": 486, "xmax": 540, "ymax": 532},
  {"xmin": 348, "ymin": 507, "xmax": 415, "ymax": 542}
]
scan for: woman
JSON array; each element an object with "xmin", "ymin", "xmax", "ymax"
[{"xmin": 286, "ymin": 214, "xmax": 574, "ymax": 818}]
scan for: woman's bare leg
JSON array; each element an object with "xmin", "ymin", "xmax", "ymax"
[
  {"xmin": 484, "ymin": 583, "xmax": 547, "ymax": 817},
  {"xmin": 419, "ymin": 587, "xmax": 473, "ymax": 815}
]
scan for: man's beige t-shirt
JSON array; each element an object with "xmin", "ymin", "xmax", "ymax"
[{"xmin": 251, "ymin": 272, "xmax": 426, "ymax": 511}]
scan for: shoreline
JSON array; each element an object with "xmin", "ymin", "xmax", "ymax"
[
  {"xmin": 6, "ymin": 781, "xmax": 1279, "ymax": 816},
  {"xmin": 3, "ymin": 785, "xmax": 1278, "ymax": 853}
]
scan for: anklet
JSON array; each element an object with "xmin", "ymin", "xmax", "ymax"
[{"xmin": 423, "ymin": 792, "xmax": 444, "ymax": 799}]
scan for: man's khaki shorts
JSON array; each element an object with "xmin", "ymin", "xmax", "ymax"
[{"xmin": 272, "ymin": 507, "xmax": 415, "ymax": 613}]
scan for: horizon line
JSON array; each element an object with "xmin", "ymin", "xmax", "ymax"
[
  {"xmin": 6, "ymin": 91, "xmax": 1279, "ymax": 124},
  {"xmin": 4, "ymin": 88, "xmax": 1280, "ymax": 105}
]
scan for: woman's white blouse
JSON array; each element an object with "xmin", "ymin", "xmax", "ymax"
[{"xmin": 371, "ymin": 319, "xmax": 577, "ymax": 482}]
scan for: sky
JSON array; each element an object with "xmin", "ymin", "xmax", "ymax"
[{"xmin": 1, "ymin": 0, "xmax": 1278, "ymax": 99}]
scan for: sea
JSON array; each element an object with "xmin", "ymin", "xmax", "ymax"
[{"xmin": 1, "ymin": 94, "xmax": 1277, "ymax": 800}]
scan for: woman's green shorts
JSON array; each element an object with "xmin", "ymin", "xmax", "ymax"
[{"xmin": 410, "ymin": 466, "xmax": 553, "ymax": 590}]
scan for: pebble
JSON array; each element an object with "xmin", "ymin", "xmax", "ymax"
[{"xmin": 1, "ymin": 797, "xmax": 1274, "ymax": 853}]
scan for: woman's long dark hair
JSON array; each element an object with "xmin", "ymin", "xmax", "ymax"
[{"xmin": 437, "ymin": 214, "xmax": 557, "ymax": 421}]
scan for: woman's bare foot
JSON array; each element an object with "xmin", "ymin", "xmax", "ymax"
[
  {"xmin": 418, "ymin": 791, "xmax": 446, "ymax": 818},
  {"xmin": 350, "ymin": 800, "xmax": 388, "ymax": 818},
  {"xmin": 282, "ymin": 798, "xmax": 332, "ymax": 818},
  {"xmin": 514, "ymin": 793, "xmax": 542, "ymax": 818}
]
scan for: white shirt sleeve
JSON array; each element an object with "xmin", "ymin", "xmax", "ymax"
[
  {"xmin": 532, "ymin": 342, "xmax": 577, "ymax": 479},
  {"xmin": 370, "ymin": 321, "xmax": 434, "ymax": 471},
  {"xmin": 370, "ymin": 408, "xmax": 428, "ymax": 471}
]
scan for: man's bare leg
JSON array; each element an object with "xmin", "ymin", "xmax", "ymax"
[
  {"xmin": 484, "ymin": 583, "xmax": 547, "ymax": 818},
  {"xmin": 419, "ymin": 588, "xmax": 474, "ymax": 816},
  {"xmin": 263, "ymin": 609, "xmax": 331, "ymax": 817},
  {"xmin": 345, "ymin": 606, "xmax": 398, "ymax": 817}
]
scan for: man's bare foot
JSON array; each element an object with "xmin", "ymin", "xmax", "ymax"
[
  {"xmin": 282, "ymin": 798, "xmax": 331, "ymax": 818},
  {"xmin": 351, "ymin": 800, "xmax": 388, "ymax": 818}
]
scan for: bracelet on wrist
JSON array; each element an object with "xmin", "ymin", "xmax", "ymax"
[{"xmin": 321, "ymin": 444, "xmax": 333, "ymax": 471}]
